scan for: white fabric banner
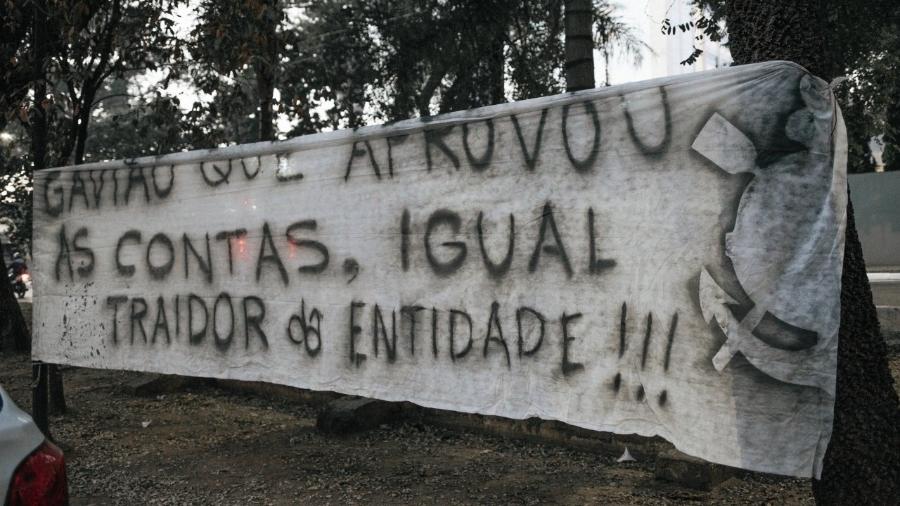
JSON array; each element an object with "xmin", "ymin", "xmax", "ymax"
[{"xmin": 32, "ymin": 61, "xmax": 846, "ymax": 478}]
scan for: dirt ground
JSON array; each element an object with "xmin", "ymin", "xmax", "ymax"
[{"xmin": 2, "ymin": 347, "xmax": 898, "ymax": 505}]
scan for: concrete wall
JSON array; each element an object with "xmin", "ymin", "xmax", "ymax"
[
  {"xmin": 851, "ymin": 171, "xmax": 900, "ymax": 271},
  {"xmin": 850, "ymin": 171, "xmax": 900, "ymax": 341},
  {"xmin": 850, "ymin": 172, "xmax": 900, "ymax": 312}
]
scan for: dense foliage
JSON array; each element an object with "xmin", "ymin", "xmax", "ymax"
[
  {"xmin": 0, "ymin": 0, "xmax": 650, "ymax": 253},
  {"xmin": 673, "ymin": 0, "xmax": 900, "ymax": 173},
  {"xmin": 2, "ymin": 0, "xmax": 898, "ymax": 254}
]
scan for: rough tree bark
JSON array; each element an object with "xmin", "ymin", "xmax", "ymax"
[
  {"xmin": 72, "ymin": 86, "xmax": 95, "ymax": 165},
  {"xmin": 564, "ymin": 0, "xmax": 595, "ymax": 91},
  {"xmin": 48, "ymin": 363, "xmax": 66, "ymax": 415},
  {"xmin": 30, "ymin": 0, "xmax": 67, "ymax": 415},
  {"xmin": 256, "ymin": 63, "xmax": 275, "ymax": 142},
  {"xmin": 254, "ymin": 0, "xmax": 279, "ymax": 142},
  {"xmin": 725, "ymin": 1, "xmax": 900, "ymax": 503}
]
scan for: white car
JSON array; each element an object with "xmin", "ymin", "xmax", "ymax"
[{"xmin": 0, "ymin": 386, "xmax": 68, "ymax": 505}]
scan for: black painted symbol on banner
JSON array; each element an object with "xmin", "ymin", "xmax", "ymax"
[
  {"xmin": 146, "ymin": 232, "xmax": 175, "ymax": 280},
  {"xmin": 510, "ymin": 109, "xmax": 548, "ymax": 171},
  {"xmin": 151, "ymin": 165, "xmax": 176, "ymax": 198},
  {"xmin": 287, "ymin": 299, "xmax": 322, "ymax": 357},
  {"xmin": 348, "ymin": 301, "xmax": 367, "ymax": 367},
  {"xmin": 483, "ymin": 301, "xmax": 511, "ymax": 368},
  {"xmin": 561, "ymin": 101, "xmax": 601, "ymax": 172},
  {"xmin": 425, "ymin": 209, "xmax": 467, "ymax": 276},
  {"xmin": 345, "ymin": 140, "xmax": 382, "ymax": 181},
  {"xmin": 343, "ymin": 258, "xmax": 360, "ymax": 284},
  {"xmin": 462, "ymin": 118, "xmax": 495, "ymax": 171},
  {"xmin": 477, "ymin": 212, "xmax": 514, "ymax": 279},
  {"xmin": 241, "ymin": 157, "xmax": 262, "ymax": 179},
  {"xmin": 529, "ymin": 202, "xmax": 573, "ymax": 278},
  {"xmin": 620, "ymin": 86, "xmax": 672, "ymax": 156},
  {"xmin": 124, "ymin": 165, "xmax": 151, "ymax": 204},
  {"xmin": 612, "ymin": 303, "xmax": 679, "ymax": 407},
  {"xmin": 275, "ymin": 153, "xmax": 304, "ymax": 182},
  {"xmin": 424, "ymin": 125, "xmax": 460, "ymax": 171},
  {"xmin": 200, "ymin": 159, "xmax": 232, "ymax": 186},
  {"xmin": 69, "ymin": 171, "xmax": 89, "ymax": 211}
]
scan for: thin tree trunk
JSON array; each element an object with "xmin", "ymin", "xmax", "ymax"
[
  {"xmin": 56, "ymin": 113, "xmax": 78, "ymax": 167},
  {"xmin": 255, "ymin": 0, "xmax": 278, "ymax": 142},
  {"xmin": 604, "ymin": 49, "xmax": 610, "ymax": 86},
  {"xmin": 73, "ymin": 87, "xmax": 95, "ymax": 165},
  {"xmin": 725, "ymin": 1, "xmax": 900, "ymax": 503},
  {"xmin": 564, "ymin": 0, "xmax": 594, "ymax": 91},
  {"xmin": 489, "ymin": 36, "xmax": 505, "ymax": 105},
  {"xmin": 48, "ymin": 364, "xmax": 66, "ymax": 415},
  {"xmin": 256, "ymin": 64, "xmax": 275, "ymax": 142},
  {"xmin": 31, "ymin": 77, "xmax": 48, "ymax": 169},
  {"xmin": 32, "ymin": 364, "xmax": 49, "ymax": 436},
  {"xmin": 255, "ymin": 41, "xmax": 275, "ymax": 142},
  {"xmin": 417, "ymin": 66, "xmax": 446, "ymax": 118},
  {"xmin": 29, "ymin": 0, "xmax": 69, "ymax": 415}
]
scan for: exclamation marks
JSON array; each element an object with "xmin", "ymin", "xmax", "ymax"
[
  {"xmin": 663, "ymin": 313, "xmax": 678, "ymax": 371},
  {"xmin": 657, "ymin": 313, "xmax": 678, "ymax": 406},
  {"xmin": 611, "ymin": 302, "xmax": 628, "ymax": 395},
  {"xmin": 611, "ymin": 303, "xmax": 678, "ymax": 408},
  {"xmin": 640, "ymin": 313, "xmax": 653, "ymax": 369}
]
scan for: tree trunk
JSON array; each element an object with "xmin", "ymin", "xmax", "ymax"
[
  {"xmin": 255, "ymin": 0, "xmax": 279, "ymax": 142},
  {"xmin": 488, "ymin": 36, "xmax": 505, "ymax": 105},
  {"xmin": 32, "ymin": 364, "xmax": 49, "ymax": 437},
  {"xmin": 48, "ymin": 364, "xmax": 67, "ymax": 415},
  {"xmin": 564, "ymin": 0, "xmax": 594, "ymax": 92},
  {"xmin": 0, "ymin": 0, "xmax": 51, "ymax": 354},
  {"xmin": 256, "ymin": 67, "xmax": 274, "ymax": 142},
  {"xmin": 0, "ymin": 241, "xmax": 30, "ymax": 352},
  {"xmin": 73, "ymin": 87, "xmax": 95, "ymax": 165},
  {"xmin": 56, "ymin": 113, "xmax": 78, "ymax": 167},
  {"xmin": 31, "ymin": 54, "xmax": 48, "ymax": 171},
  {"xmin": 416, "ymin": 66, "xmax": 446, "ymax": 118},
  {"xmin": 28, "ymin": 8, "xmax": 69, "ymax": 418},
  {"xmin": 725, "ymin": 1, "xmax": 900, "ymax": 503},
  {"xmin": 603, "ymin": 49, "xmax": 611, "ymax": 86},
  {"xmin": 726, "ymin": 1, "xmax": 835, "ymax": 79}
]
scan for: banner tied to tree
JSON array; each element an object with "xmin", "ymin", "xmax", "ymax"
[{"xmin": 32, "ymin": 61, "xmax": 847, "ymax": 478}]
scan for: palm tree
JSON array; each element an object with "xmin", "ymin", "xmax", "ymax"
[{"xmin": 593, "ymin": 1, "xmax": 652, "ymax": 86}]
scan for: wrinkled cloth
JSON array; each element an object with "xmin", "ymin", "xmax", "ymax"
[{"xmin": 32, "ymin": 61, "xmax": 845, "ymax": 478}]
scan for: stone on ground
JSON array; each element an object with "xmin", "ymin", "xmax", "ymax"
[
  {"xmin": 316, "ymin": 396, "xmax": 402, "ymax": 435},
  {"xmin": 654, "ymin": 448, "xmax": 732, "ymax": 491}
]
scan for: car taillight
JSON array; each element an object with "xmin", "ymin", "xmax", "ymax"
[{"xmin": 6, "ymin": 441, "xmax": 69, "ymax": 506}]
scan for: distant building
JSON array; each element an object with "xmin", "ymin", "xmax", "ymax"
[{"xmin": 597, "ymin": 0, "xmax": 731, "ymax": 86}]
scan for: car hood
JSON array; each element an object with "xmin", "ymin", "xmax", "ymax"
[{"xmin": 0, "ymin": 385, "xmax": 45, "ymax": 502}]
